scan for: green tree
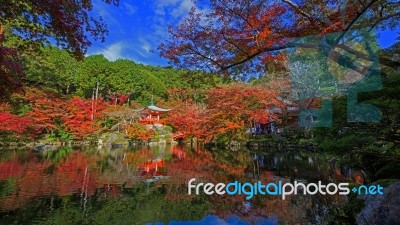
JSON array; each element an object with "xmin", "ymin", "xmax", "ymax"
[
  {"xmin": 0, "ymin": 0, "xmax": 118, "ymax": 99},
  {"xmin": 111, "ymin": 60, "xmax": 167, "ymax": 104},
  {"xmin": 314, "ymin": 69, "xmax": 400, "ymax": 180},
  {"xmin": 75, "ymin": 55, "xmax": 113, "ymax": 98},
  {"xmin": 25, "ymin": 47, "xmax": 78, "ymax": 94}
]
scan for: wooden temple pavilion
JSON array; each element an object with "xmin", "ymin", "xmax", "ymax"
[{"xmin": 139, "ymin": 104, "xmax": 171, "ymax": 126}]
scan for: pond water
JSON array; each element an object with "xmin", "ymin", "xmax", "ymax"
[{"xmin": 0, "ymin": 144, "xmax": 362, "ymax": 225}]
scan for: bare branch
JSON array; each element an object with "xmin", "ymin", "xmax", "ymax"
[
  {"xmin": 333, "ymin": 0, "xmax": 379, "ymax": 46},
  {"xmin": 368, "ymin": 12, "xmax": 400, "ymax": 31},
  {"xmin": 221, "ymin": 30, "xmax": 250, "ymax": 57},
  {"xmin": 220, "ymin": 42, "xmax": 317, "ymax": 71},
  {"xmin": 281, "ymin": 0, "xmax": 328, "ymax": 27}
]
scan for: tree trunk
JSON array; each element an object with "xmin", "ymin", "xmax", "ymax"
[
  {"xmin": 91, "ymin": 89, "xmax": 95, "ymax": 120},
  {"xmin": 95, "ymin": 81, "xmax": 99, "ymax": 114}
]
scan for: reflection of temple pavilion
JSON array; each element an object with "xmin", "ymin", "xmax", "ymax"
[
  {"xmin": 139, "ymin": 159, "xmax": 164, "ymax": 174},
  {"xmin": 139, "ymin": 103, "xmax": 171, "ymax": 126}
]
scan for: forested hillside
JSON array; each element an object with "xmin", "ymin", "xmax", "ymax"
[{"xmin": 23, "ymin": 46, "xmax": 230, "ymax": 104}]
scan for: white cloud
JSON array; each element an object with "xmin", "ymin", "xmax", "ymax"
[
  {"xmin": 171, "ymin": 0, "xmax": 194, "ymax": 19},
  {"xmin": 142, "ymin": 42, "xmax": 151, "ymax": 53},
  {"xmin": 154, "ymin": 0, "xmax": 194, "ymax": 19},
  {"xmin": 94, "ymin": 42, "xmax": 125, "ymax": 61},
  {"xmin": 91, "ymin": 39, "xmax": 153, "ymax": 63},
  {"xmin": 89, "ymin": 1, "xmax": 198, "ymax": 66},
  {"xmin": 93, "ymin": 1, "xmax": 123, "ymax": 33},
  {"xmin": 123, "ymin": 2, "xmax": 137, "ymax": 16},
  {"xmin": 148, "ymin": 0, "xmax": 195, "ymax": 48}
]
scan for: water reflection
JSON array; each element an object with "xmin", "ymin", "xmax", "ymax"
[
  {"xmin": 0, "ymin": 144, "xmax": 362, "ymax": 224},
  {"xmin": 147, "ymin": 215, "xmax": 277, "ymax": 225}
]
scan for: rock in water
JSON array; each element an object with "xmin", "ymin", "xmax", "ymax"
[{"xmin": 356, "ymin": 181, "xmax": 400, "ymax": 225}]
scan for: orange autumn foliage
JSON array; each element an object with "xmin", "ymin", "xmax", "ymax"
[
  {"xmin": 167, "ymin": 83, "xmax": 284, "ymax": 142},
  {"xmin": 124, "ymin": 123, "xmax": 154, "ymax": 141}
]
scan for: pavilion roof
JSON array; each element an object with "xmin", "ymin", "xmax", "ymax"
[
  {"xmin": 147, "ymin": 105, "xmax": 171, "ymax": 112},
  {"xmin": 134, "ymin": 104, "xmax": 171, "ymax": 113}
]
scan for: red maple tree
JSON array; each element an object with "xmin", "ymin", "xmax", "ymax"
[
  {"xmin": 0, "ymin": 112, "xmax": 32, "ymax": 136},
  {"xmin": 159, "ymin": 0, "xmax": 399, "ymax": 75},
  {"xmin": 204, "ymin": 83, "xmax": 283, "ymax": 141},
  {"xmin": 167, "ymin": 101, "xmax": 209, "ymax": 142}
]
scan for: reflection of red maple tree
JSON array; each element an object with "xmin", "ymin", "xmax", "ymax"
[
  {"xmin": 55, "ymin": 151, "xmax": 98, "ymax": 196},
  {"xmin": 0, "ymin": 151, "xmax": 98, "ymax": 211},
  {"xmin": 162, "ymin": 146, "xmax": 314, "ymax": 222},
  {"xmin": 0, "ymin": 156, "xmax": 25, "ymax": 179}
]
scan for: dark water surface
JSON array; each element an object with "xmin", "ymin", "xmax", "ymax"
[{"xmin": 0, "ymin": 144, "xmax": 362, "ymax": 225}]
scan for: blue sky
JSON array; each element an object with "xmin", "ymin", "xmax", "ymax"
[
  {"xmin": 87, "ymin": 0, "xmax": 399, "ymax": 67},
  {"xmin": 87, "ymin": 0, "xmax": 196, "ymax": 66}
]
